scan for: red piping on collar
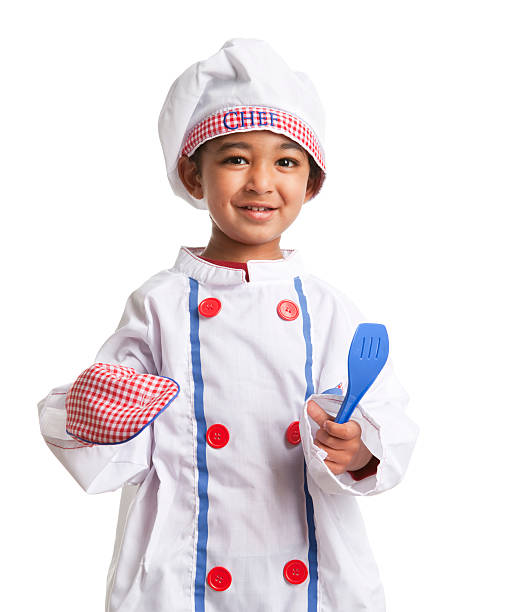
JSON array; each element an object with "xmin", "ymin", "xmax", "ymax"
[{"xmin": 199, "ymin": 257, "xmax": 250, "ymax": 282}]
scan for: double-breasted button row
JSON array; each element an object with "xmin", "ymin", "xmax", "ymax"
[
  {"xmin": 206, "ymin": 560, "xmax": 308, "ymax": 591},
  {"xmin": 198, "ymin": 297, "xmax": 300, "ymax": 320},
  {"xmin": 207, "ymin": 422, "xmax": 301, "ymax": 449}
]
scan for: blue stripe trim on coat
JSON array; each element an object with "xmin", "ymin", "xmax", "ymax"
[
  {"xmin": 189, "ymin": 278, "xmax": 209, "ymax": 612},
  {"xmin": 294, "ymin": 276, "xmax": 319, "ymax": 611},
  {"xmin": 304, "ymin": 463, "xmax": 319, "ymax": 608},
  {"xmin": 294, "ymin": 277, "xmax": 314, "ymax": 399}
]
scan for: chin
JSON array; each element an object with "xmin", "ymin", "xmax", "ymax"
[{"xmin": 238, "ymin": 235, "xmax": 279, "ymax": 246}]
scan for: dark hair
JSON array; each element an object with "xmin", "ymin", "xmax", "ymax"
[
  {"xmin": 189, "ymin": 140, "xmax": 324, "ymax": 196},
  {"xmin": 188, "ymin": 143, "xmax": 206, "ymax": 174}
]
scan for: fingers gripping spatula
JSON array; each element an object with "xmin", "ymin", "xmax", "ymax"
[{"xmin": 334, "ymin": 323, "xmax": 389, "ymax": 424}]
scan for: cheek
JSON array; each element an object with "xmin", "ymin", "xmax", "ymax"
[
  {"xmin": 283, "ymin": 182, "xmax": 308, "ymax": 214},
  {"xmin": 284, "ymin": 173, "xmax": 310, "ymax": 200},
  {"xmin": 203, "ymin": 170, "xmax": 241, "ymax": 201}
]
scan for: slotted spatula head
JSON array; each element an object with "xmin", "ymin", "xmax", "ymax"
[{"xmin": 334, "ymin": 323, "xmax": 389, "ymax": 424}]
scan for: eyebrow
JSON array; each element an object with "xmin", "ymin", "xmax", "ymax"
[
  {"xmin": 214, "ymin": 140, "xmax": 306, "ymax": 155},
  {"xmin": 215, "ymin": 141, "xmax": 251, "ymax": 152}
]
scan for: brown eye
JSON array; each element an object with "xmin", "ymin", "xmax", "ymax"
[
  {"xmin": 224, "ymin": 156, "xmax": 248, "ymax": 165},
  {"xmin": 277, "ymin": 158, "xmax": 297, "ymax": 167}
]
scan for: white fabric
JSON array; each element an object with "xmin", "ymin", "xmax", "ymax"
[
  {"xmin": 38, "ymin": 247, "xmax": 418, "ymax": 611},
  {"xmin": 158, "ymin": 38, "xmax": 326, "ymax": 209}
]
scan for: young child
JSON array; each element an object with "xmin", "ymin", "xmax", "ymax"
[{"xmin": 38, "ymin": 38, "xmax": 418, "ymax": 612}]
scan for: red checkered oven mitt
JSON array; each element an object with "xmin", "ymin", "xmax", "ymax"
[{"xmin": 65, "ymin": 363, "xmax": 180, "ymax": 445}]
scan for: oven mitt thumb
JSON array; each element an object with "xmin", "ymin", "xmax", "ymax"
[{"xmin": 65, "ymin": 363, "xmax": 180, "ymax": 445}]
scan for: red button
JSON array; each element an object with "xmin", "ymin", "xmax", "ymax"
[
  {"xmin": 207, "ymin": 566, "xmax": 232, "ymax": 591},
  {"xmin": 206, "ymin": 424, "xmax": 230, "ymax": 449},
  {"xmin": 283, "ymin": 560, "xmax": 308, "ymax": 585},
  {"xmin": 199, "ymin": 298, "xmax": 221, "ymax": 317},
  {"xmin": 277, "ymin": 300, "xmax": 299, "ymax": 321},
  {"xmin": 286, "ymin": 421, "xmax": 301, "ymax": 445}
]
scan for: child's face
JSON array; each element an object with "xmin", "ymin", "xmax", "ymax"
[{"xmin": 179, "ymin": 130, "xmax": 316, "ymax": 249}]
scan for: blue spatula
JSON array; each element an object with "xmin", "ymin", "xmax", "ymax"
[{"xmin": 334, "ymin": 323, "xmax": 389, "ymax": 424}]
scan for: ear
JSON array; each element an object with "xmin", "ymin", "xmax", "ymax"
[{"xmin": 177, "ymin": 154, "xmax": 204, "ymax": 199}]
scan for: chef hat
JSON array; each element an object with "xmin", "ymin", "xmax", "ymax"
[
  {"xmin": 65, "ymin": 363, "xmax": 180, "ymax": 445},
  {"xmin": 158, "ymin": 38, "xmax": 327, "ymax": 209}
]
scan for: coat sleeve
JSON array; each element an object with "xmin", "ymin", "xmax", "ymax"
[
  {"xmin": 38, "ymin": 286, "xmax": 158, "ymax": 494},
  {"xmin": 299, "ymin": 283, "xmax": 419, "ymax": 497}
]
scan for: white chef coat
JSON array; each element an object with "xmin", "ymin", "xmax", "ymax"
[{"xmin": 38, "ymin": 246, "xmax": 419, "ymax": 612}]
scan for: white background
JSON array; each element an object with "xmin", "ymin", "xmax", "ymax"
[{"xmin": 1, "ymin": 1, "xmax": 509, "ymax": 610}]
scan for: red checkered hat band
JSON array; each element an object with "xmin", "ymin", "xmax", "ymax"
[
  {"xmin": 181, "ymin": 106, "xmax": 326, "ymax": 172},
  {"xmin": 65, "ymin": 363, "xmax": 180, "ymax": 445}
]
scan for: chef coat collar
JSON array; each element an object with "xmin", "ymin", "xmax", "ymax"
[{"xmin": 173, "ymin": 246, "xmax": 305, "ymax": 286}]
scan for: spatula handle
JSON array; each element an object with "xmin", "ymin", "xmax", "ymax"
[{"xmin": 334, "ymin": 393, "xmax": 358, "ymax": 424}]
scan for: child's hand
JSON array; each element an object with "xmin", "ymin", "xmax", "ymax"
[{"xmin": 307, "ymin": 400, "xmax": 373, "ymax": 475}]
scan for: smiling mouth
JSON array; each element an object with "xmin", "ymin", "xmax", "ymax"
[{"xmin": 239, "ymin": 205, "xmax": 276, "ymax": 211}]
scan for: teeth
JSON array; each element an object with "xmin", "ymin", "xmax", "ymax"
[{"xmin": 246, "ymin": 206, "xmax": 270, "ymax": 211}]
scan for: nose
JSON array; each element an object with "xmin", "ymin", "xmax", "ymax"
[{"xmin": 244, "ymin": 160, "xmax": 273, "ymax": 195}]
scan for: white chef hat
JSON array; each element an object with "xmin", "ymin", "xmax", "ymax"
[{"xmin": 158, "ymin": 38, "xmax": 327, "ymax": 210}]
